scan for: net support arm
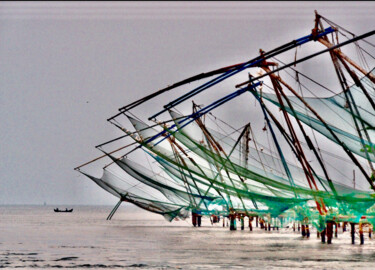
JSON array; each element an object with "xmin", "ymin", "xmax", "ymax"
[
  {"xmin": 236, "ymin": 30, "xmax": 375, "ymax": 88},
  {"xmin": 147, "ymin": 27, "xmax": 335, "ymax": 121},
  {"xmin": 150, "ymin": 82, "xmax": 261, "ymax": 147}
]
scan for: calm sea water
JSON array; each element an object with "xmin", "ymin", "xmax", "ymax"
[{"xmin": 1, "ymin": 205, "xmax": 375, "ymax": 269}]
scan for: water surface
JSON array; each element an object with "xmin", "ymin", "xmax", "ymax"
[{"xmin": 1, "ymin": 205, "xmax": 375, "ymax": 269}]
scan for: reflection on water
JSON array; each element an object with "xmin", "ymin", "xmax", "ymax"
[{"xmin": 1, "ymin": 205, "xmax": 375, "ymax": 269}]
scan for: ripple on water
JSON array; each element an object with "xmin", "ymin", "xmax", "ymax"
[
  {"xmin": 58, "ymin": 245, "xmax": 98, "ymax": 249},
  {"xmin": 72, "ymin": 264, "xmax": 125, "ymax": 268},
  {"xmin": 54, "ymin": 256, "xmax": 79, "ymax": 261},
  {"xmin": 3, "ymin": 206, "xmax": 375, "ymax": 269},
  {"xmin": 127, "ymin": 263, "xmax": 149, "ymax": 267},
  {"xmin": 4, "ymin": 252, "xmax": 38, "ymax": 256}
]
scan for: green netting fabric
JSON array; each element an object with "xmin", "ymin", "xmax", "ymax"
[
  {"xmin": 80, "ymin": 63, "xmax": 375, "ymax": 228},
  {"xmin": 80, "ymin": 169, "xmax": 190, "ymax": 221},
  {"xmin": 260, "ymin": 69, "xmax": 375, "ymax": 163},
  {"xmin": 117, "ymin": 111, "xmax": 375, "ymax": 227}
]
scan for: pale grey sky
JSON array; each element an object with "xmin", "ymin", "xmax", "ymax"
[{"xmin": 1, "ymin": 1, "xmax": 374, "ymax": 205}]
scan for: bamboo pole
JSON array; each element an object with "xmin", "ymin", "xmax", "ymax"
[
  {"xmin": 317, "ymin": 38, "xmax": 375, "ymax": 84},
  {"xmin": 74, "ymin": 142, "xmax": 137, "ymax": 170}
]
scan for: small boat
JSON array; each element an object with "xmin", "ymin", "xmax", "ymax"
[{"xmin": 54, "ymin": 208, "xmax": 73, "ymax": 213}]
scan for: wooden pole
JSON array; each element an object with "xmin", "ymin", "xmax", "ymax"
[
  {"xmin": 106, "ymin": 199, "xmax": 123, "ymax": 220},
  {"xmin": 321, "ymin": 228, "xmax": 326, "ymax": 243},
  {"xmin": 327, "ymin": 221, "xmax": 333, "ymax": 244},
  {"xmin": 197, "ymin": 215, "xmax": 202, "ymax": 227},
  {"xmin": 351, "ymin": 223, "xmax": 355, "ymax": 244},
  {"xmin": 317, "ymin": 38, "xmax": 375, "ymax": 84},
  {"xmin": 74, "ymin": 142, "xmax": 136, "ymax": 170},
  {"xmin": 306, "ymin": 225, "xmax": 310, "ymax": 238},
  {"xmin": 335, "ymin": 223, "xmax": 338, "ymax": 238}
]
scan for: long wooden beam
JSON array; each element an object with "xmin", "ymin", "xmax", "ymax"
[
  {"xmin": 235, "ymin": 30, "xmax": 375, "ymax": 88},
  {"xmin": 317, "ymin": 38, "xmax": 375, "ymax": 84},
  {"xmin": 74, "ymin": 142, "xmax": 137, "ymax": 170}
]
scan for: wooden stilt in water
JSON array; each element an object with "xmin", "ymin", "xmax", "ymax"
[
  {"xmin": 359, "ymin": 219, "xmax": 364, "ymax": 245},
  {"xmin": 369, "ymin": 225, "xmax": 372, "ymax": 239},
  {"xmin": 335, "ymin": 222, "xmax": 338, "ymax": 238},
  {"xmin": 249, "ymin": 216, "xmax": 253, "ymax": 231},
  {"xmin": 276, "ymin": 218, "xmax": 279, "ymax": 231},
  {"xmin": 192, "ymin": 212, "xmax": 197, "ymax": 227},
  {"xmin": 343, "ymin": 222, "xmax": 347, "ymax": 232},
  {"xmin": 327, "ymin": 221, "xmax": 333, "ymax": 244},
  {"xmin": 321, "ymin": 228, "xmax": 326, "ymax": 243},
  {"xmin": 260, "ymin": 218, "xmax": 264, "ymax": 229},
  {"xmin": 351, "ymin": 223, "xmax": 355, "ymax": 244},
  {"xmin": 197, "ymin": 215, "xmax": 202, "ymax": 227},
  {"xmin": 106, "ymin": 199, "xmax": 122, "ymax": 220},
  {"xmin": 302, "ymin": 218, "xmax": 309, "ymax": 238},
  {"xmin": 211, "ymin": 215, "xmax": 218, "ymax": 224},
  {"xmin": 229, "ymin": 213, "xmax": 236, "ymax": 231}
]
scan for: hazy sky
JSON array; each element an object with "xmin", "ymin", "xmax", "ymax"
[{"xmin": 1, "ymin": 1, "xmax": 375, "ymax": 205}]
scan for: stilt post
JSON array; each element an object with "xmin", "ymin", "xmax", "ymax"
[
  {"xmin": 351, "ymin": 222, "xmax": 355, "ymax": 244},
  {"xmin": 321, "ymin": 228, "xmax": 326, "ymax": 243},
  {"xmin": 249, "ymin": 216, "xmax": 253, "ymax": 231},
  {"xmin": 197, "ymin": 214, "xmax": 202, "ymax": 227},
  {"xmin": 107, "ymin": 199, "xmax": 122, "ymax": 220},
  {"xmin": 327, "ymin": 221, "xmax": 333, "ymax": 244},
  {"xmin": 335, "ymin": 222, "xmax": 338, "ymax": 238},
  {"xmin": 192, "ymin": 212, "xmax": 197, "ymax": 227}
]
